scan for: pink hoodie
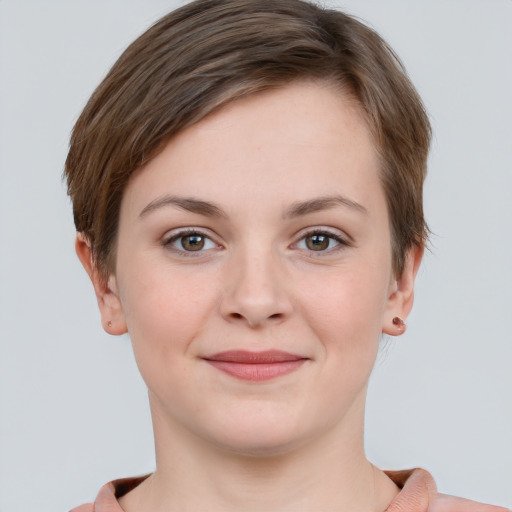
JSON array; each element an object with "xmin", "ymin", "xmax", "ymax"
[{"xmin": 70, "ymin": 468, "xmax": 510, "ymax": 512}]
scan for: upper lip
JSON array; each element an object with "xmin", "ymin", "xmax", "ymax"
[{"xmin": 203, "ymin": 350, "xmax": 307, "ymax": 364}]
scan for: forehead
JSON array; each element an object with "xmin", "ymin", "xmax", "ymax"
[{"xmin": 123, "ymin": 81, "xmax": 382, "ymax": 217}]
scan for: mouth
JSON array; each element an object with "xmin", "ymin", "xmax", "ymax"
[{"xmin": 202, "ymin": 350, "xmax": 308, "ymax": 381}]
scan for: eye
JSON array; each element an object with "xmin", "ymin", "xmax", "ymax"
[
  {"xmin": 294, "ymin": 230, "xmax": 347, "ymax": 253},
  {"xmin": 164, "ymin": 230, "xmax": 219, "ymax": 253}
]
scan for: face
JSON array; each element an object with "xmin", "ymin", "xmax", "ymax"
[{"xmin": 89, "ymin": 81, "xmax": 417, "ymax": 456}]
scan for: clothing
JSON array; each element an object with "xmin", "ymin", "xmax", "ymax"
[{"xmin": 70, "ymin": 468, "xmax": 510, "ymax": 512}]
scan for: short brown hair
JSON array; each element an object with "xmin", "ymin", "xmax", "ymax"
[{"xmin": 65, "ymin": 0, "xmax": 431, "ymax": 278}]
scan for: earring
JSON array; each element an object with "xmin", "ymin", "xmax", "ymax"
[
  {"xmin": 107, "ymin": 321, "xmax": 112, "ymax": 328},
  {"xmin": 392, "ymin": 316, "xmax": 406, "ymax": 333}
]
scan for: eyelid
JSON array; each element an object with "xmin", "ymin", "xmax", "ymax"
[
  {"xmin": 291, "ymin": 227, "xmax": 351, "ymax": 253},
  {"xmin": 162, "ymin": 227, "xmax": 222, "ymax": 255},
  {"xmin": 161, "ymin": 226, "xmax": 350, "ymax": 255}
]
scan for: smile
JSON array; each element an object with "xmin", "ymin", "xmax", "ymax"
[{"xmin": 202, "ymin": 350, "xmax": 308, "ymax": 381}]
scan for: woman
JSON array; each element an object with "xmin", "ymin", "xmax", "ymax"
[{"xmin": 65, "ymin": 0, "xmax": 509, "ymax": 510}]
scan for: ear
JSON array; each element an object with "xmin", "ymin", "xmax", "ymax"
[
  {"xmin": 382, "ymin": 244, "xmax": 423, "ymax": 336},
  {"xmin": 75, "ymin": 233, "xmax": 127, "ymax": 335}
]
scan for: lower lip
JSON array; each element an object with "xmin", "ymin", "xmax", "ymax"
[{"xmin": 205, "ymin": 360, "xmax": 306, "ymax": 381}]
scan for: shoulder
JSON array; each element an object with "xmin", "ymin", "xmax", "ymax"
[
  {"xmin": 433, "ymin": 493, "xmax": 511, "ymax": 512},
  {"xmin": 385, "ymin": 468, "xmax": 510, "ymax": 512},
  {"xmin": 69, "ymin": 505, "xmax": 93, "ymax": 512},
  {"xmin": 69, "ymin": 475, "xmax": 150, "ymax": 512}
]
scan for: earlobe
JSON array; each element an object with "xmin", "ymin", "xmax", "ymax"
[
  {"xmin": 75, "ymin": 233, "xmax": 128, "ymax": 336},
  {"xmin": 382, "ymin": 245, "xmax": 423, "ymax": 336}
]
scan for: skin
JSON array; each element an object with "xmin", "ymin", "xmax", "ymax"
[{"xmin": 77, "ymin": 81, "xmax": 422, "ymax": 511}]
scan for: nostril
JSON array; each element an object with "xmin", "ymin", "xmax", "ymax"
[{"xmin": 228, "ymin": 312, "xmax": 283, "ymax": 323}]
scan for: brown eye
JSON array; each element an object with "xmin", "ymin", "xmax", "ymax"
[
  {"xmin": 180, "ymin": 235, "xmax": 205, "ymax": 251},
  {"xmin": 165, "ymin": 230, "xmax": 218, "ymax": 255},
  {"xmin": 295, "ymin": 231, "xmax": 347, "ymax": 253},
  {"xmin": 305, "ymin": 234, "xmax": 330, "ymax": 251}
]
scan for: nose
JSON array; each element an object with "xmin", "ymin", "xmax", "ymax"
[{"xmin": 220, "ymin": 248, "xmax": 293, "ymax": 328}]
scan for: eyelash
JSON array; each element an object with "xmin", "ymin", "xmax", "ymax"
[
  {"xmin": 162, "ymin": 228, "xmax": 350, "ymax": 256},
  {"xmin": 162, "ymin": 228, "xmax": 220, "ymax": 257},
  {"xmin": 292, "ymin": 229, "xmax": 350, "ymax": 255}
]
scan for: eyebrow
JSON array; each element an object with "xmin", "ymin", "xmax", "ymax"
[
  {"xmin": 284, "ymin": 195, "xmax": 368, "ymax": 219},
  {"xmin": 139, "ymin": 195, "xmax": 227, "ymax": 218},
  {"xmin": 139, "ymin": 194, "xmax": 367, "ymax": 219}
]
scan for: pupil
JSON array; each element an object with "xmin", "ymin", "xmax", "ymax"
[
  {"xmin": 182, "ymin": 235, "xmax": 204, "ymax": 251},
  {"xmin": 307, "ymin": 234, "xmax": 329, "ymax": 251}
]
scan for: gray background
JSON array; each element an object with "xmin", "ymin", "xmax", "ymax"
[{"xmin": 0, "ymin": 1, "xmax": 511, "ymax": 511}]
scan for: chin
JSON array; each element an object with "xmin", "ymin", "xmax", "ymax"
[
  {"xmin": 213, "ymin": 430, "xmax": 307, "ymax": 458},
  {"xmin": 200, "ymin": 408, "xmax": 320, "ymax": 458}
]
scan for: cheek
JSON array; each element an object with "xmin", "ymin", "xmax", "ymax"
[
  {"xmin": 282, "ymin": 265, "xmax": 390, "ymax": 432},
  {"xmin": 117, "ymin": 258, "xmax": 218, "ymax": 371},
  {"xmin": 300, "ymin": 262, "xmax": 390, "ymax": 339},
  {"xmin": 296, "ymin": 256, "xmax": 392, "ymax": 385}
]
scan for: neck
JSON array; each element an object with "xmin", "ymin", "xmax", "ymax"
[{"xmin": 120, "ymin": 391, "xmax": 399, "ymax": 512}]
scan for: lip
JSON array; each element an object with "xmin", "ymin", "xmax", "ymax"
[{"xmin": 202, "ymin": 350, "xmax": 308, "ymax": 381}]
